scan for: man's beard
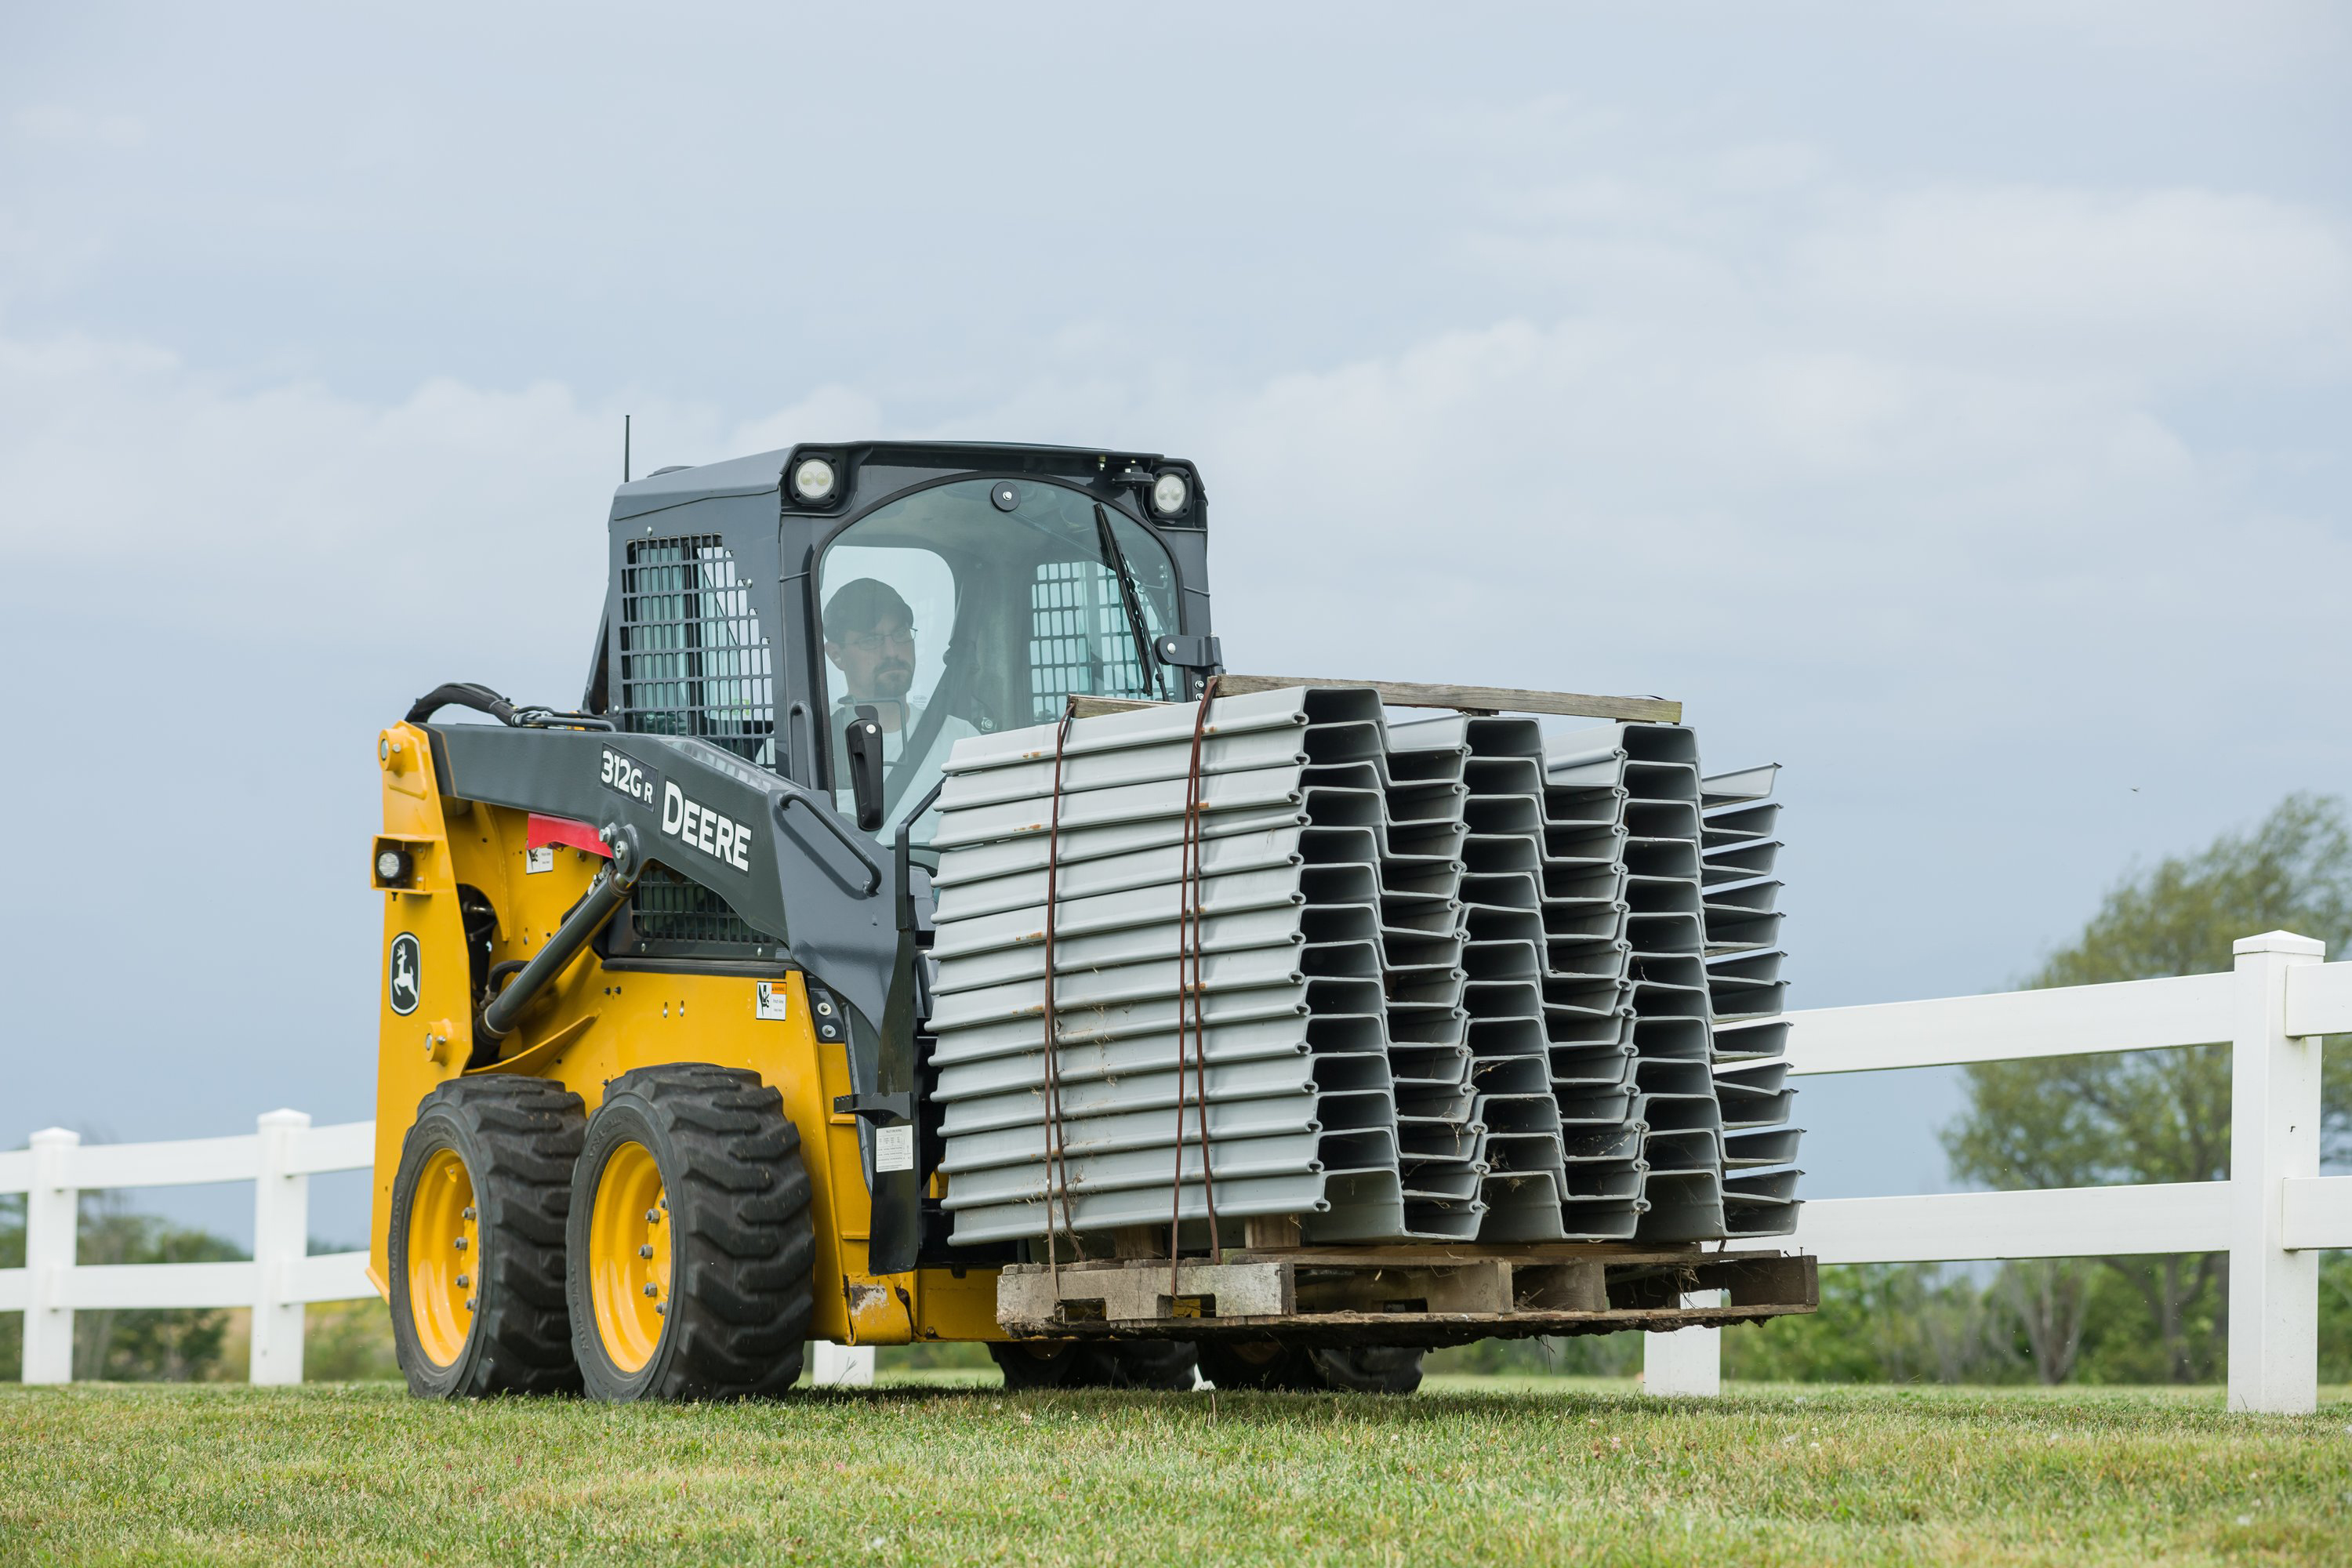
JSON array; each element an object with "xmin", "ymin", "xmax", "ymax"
[{"xmin": 872, "ymin": 662, "xmax": 913, "ymax": 699}]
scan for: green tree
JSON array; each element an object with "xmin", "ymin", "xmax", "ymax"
[
  {"xmin": 2322, "ymin": 1253, "xmax": 2352, "ymax": 1384},
  {"xmin": 300, "ymin": 1297, "xmax": 404, "ymax": 1382},
  {"xmin": 0, "ymin": 1192, "xmax": 21, "ymax": 1381},
  {"xmin": 1941, "ymin": 793, "xmax": 2352, "ymax": 1384},
  {"xmin": 0, "ymin": 1180, "xmax": 244, "ymax": 1382},
  {"xmin": 1994, "ymin": 1260, "xmax": 2089, "ymax": 1384},
  {"xmin": 71, "ymin": 1192, "xmax": 246, "ymax": 1381},
  {"xmin": 1726, "ymin": 1264, "xmax": 2024, "ymax": 1384}
]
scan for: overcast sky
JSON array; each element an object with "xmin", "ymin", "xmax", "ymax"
[{"xmin": 4, "ymin": 2, "xmax": 2348, "ymax": 1243}]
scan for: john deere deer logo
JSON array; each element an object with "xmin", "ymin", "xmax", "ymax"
[{"xmin": 388, "ymin": 933, "xmax": 421, "ymax": 1015}]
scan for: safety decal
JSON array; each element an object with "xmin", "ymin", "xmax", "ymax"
[
  {"xmin": 388, "ymin": 933, "xmax": 421, "ymax": 1016},
  {"xmin": 755, "ymin": 981, "xmax": 790, "ymax": 1021},
  {"xmin": 525, "ymin": 846, "xmax": 554, "ymax": 874},
  {"xmin": 873, "ymin": 1123, "xmax": 915, "ymax": 1174}
]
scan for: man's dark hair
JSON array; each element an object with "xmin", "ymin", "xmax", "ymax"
[{"xmin": 823, "ymin": 578, "xmax": 913, "ymax": 642}]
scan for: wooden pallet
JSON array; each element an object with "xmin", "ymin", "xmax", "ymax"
[{"xmin": 997, "ymin": 1245, "xmax": 1816, "ymax": 1347}]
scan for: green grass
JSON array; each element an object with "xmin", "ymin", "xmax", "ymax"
[{"xmin": 3, "ymin": 1377, "xmax": 2349, "ymax": 1566}]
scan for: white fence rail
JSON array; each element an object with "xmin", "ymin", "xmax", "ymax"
[
  {"xmin": 7, "ymin": 931, "xmax": 2347, "ymax": 1407},
  {"xmin": 1646, "ymin": 931, "xmax": 2352, "ymax": 1413},
  {"xmin": 0, "ymin": 1112, "xmax": 884, "ymax": 1389},
  {"xmin": 0, "ymin": 1112, "xmax": 375, "ymax": 1385}
]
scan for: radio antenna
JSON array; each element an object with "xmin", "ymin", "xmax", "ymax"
[{"xmin": 623, "ymin": 414, "xmax": 632, "ymax": 483}]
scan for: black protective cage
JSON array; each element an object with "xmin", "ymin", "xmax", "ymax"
[{"xmin": 580, "ymin": 442, "xmax": 1215, "ymax": 963}]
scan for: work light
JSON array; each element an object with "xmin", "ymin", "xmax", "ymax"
[
  {"xmin": 377, "ymin": 848, "xmax": 411, "ymax": 884},
  {"xmin": 791, "ymin": 456, "xmax": 837, "ymax": 503},
  {"xmin": 1151, "ymin": 471, "xmax": 1189, "ymax": 516}
]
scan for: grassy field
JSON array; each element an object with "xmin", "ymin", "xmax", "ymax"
[{"xmin": 3, "ymin": 1376, "xmax": 2348, "ymax": 1566}]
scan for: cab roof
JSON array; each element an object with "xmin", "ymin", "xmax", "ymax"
[{"xmin": 608, "ymin": 440, "xmax": 1178, "ymax": 523}]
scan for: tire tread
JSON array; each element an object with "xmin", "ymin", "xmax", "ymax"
[
  {"xmin": 572, "ymin": 1063, "xmax": 815, "ymax": 1400},
  {"xmin": 392, "ymin": 1075, "xmax": 585, "ymax": 1399}
]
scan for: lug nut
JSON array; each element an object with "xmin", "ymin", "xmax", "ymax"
[
  {"xmin": 643, "ymin": 1283, "xmax": 658, "ymax": 1298},
  {"xmin": 646, "ymin": 1209, "xmax": 662, "ymax": 1224},
  {"xmin": 465, "ymin": 1297, "xmax": 477, "ymax": 1311},
  {"xmin": 655, "ymin": 1303, "xmax": 667, "ymax": 1316},
  {"xmin": 462, "ymin": 1207, "xmax": 475, "ymax": 1220},
  {"xmin": 639, "ymin": 1244, "xmax": 653, "ymax": 1259},
  {"xmin": 456, "ymin": 1274, "xmax": 470, "ymax": 1288},
  {"xmin": 454, "ymin": 1236, "xmax": 468, "ymax": 1250}
]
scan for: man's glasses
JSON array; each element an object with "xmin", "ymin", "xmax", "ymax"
[{"xmin": 842, "ymin": 626, "xmax": 916, "ymax": 655}]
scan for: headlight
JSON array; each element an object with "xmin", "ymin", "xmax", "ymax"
[
  {"xmin": 1151, "ymin": 471, "xmax": 1189, "ymax": 516},
  {"xmin": 376, "ymin": 848, "xmax": 411, "ymax": 884},
  {"xmin": 791, "ymin": 456, "xmax": 837, "ymax": 503}
]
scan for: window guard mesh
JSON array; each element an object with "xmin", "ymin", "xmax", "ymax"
[
  {"xmin": 619, "ymin": 535, "xmax": 775, "ymax": 763},
  {"xmin": 1027, "ymin": 560, "xmax": 1164, "ymax": 723}
]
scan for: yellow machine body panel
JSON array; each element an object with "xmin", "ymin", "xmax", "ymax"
[{"xmin": 366, "ymin": 721, "xmax": 1001, "ymax": 1347}]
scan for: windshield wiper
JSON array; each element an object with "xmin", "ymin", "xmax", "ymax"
[{"xmin": 1092, "ymin": 501, "xmax": 1167, "ymax": 700}]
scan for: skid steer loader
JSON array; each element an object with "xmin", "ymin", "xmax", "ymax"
[{"xmin": 368, "ymin": 441, "xmax": 1813, "ymax": 1401}]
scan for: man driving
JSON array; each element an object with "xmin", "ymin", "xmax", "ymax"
[{"xmin": 823, "ymin": 576, "xmax": 976, "ymax": 833}]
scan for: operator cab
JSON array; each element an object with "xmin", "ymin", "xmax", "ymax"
[
  {"xmin": 587, "ymin": 442, "xmax": 1217, "ymax": 851},
  {"xmin": 815, "ymin": 474, "xmax": 1186, "ymax": 841}
]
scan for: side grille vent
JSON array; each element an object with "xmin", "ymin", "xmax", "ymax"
[{"xmin": 626, "ymin": 864, "xmax": 770, "ymax": 948}]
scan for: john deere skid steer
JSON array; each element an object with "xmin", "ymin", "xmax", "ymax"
[{"xmin": 368, "ymin": 441, "xmax": 1815, "ymax": 1401}]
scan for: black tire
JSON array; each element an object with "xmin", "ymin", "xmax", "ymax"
[
  {"xmin": 1195, "ymin": 1338, "xmax": 1318, "ymax": 1392},
  {"xmin": 566, "ymin": 1064, "xmax": 815, "ymax": 1401},
  {"xmin": 387, "ymin": 1076, "xmax": 585, "ymax": 1399},
  {"xmin": 1305, "ymin": 1345, "xmax": 1425, "ymax": 1395},
  {"xmin": 1196, "ymin": 1338, "xmax": 1424, "ymax": 1396},
  {"xmin": 990, "ymin": 1338, "xmax": 1199, "ymax": 1391}
]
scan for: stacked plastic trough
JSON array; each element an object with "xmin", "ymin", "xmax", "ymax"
[
  {"xmin": 924, "ymin": 687, "xmax": 1798, "ymax": 1250},
  {"xmin": 1700, "ymin": 764, "xmax": 1802, "ymax": 1238}
]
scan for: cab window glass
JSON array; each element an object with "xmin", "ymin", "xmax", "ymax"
[{"xmin": 816, "ymin": 478, "xmax": 1179, "ymax": 842}]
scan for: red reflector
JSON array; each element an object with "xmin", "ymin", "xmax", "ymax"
[{"xmin": 526, "ymin": 813, "xmax": 610, "ymax": 858}]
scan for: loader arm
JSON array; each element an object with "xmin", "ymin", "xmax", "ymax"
[{"xmin": 423, "ymin": 720, "xmax": 929, "ymax": 1269}]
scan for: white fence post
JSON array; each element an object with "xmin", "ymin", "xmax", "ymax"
[
  {"xmin": 1642, "ymin": 1290, "xmax": 1725, "ymax": 1396},
  {"xmin": 2227, "ymin": 931, "xmax": 2325, "ymax": 1414},
  {"xmin": 249, "ymin": 1109, "xmax": 311, "ymax": 1386},
  {"xmin": 811, "ymin": 1343, "xmax": 877, "ymax": 1388},
  {"xmin": 23, "ymin": 1128, "xmax": 81, "ymax": 1385}
]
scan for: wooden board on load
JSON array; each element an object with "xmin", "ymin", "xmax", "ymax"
[
  {"xmin": 997, "ymin": 1246, "xmax": 1816, "ymax": 1348},
  {"xmin": 1065, "ymin": 679, "xmax": 1682, "ymax": 724}
]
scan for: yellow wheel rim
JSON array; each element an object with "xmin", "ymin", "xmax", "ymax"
[
  {"xmin": 405, "ymin": 1148, "xmax": 478, "ymax": 1367},
  {"xmin": 589, "ymin": 1140, "xmax": 671, "ymax": 1373}
]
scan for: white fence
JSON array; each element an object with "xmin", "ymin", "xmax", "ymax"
[
  {"xmin": 5, "ymin": 931, "xmax": 2347, "ymax": 1408},
  {"xmin": 1646, "ymin": 931, "xmax": 2352, "ymax": 1413},
  {"xmin": 0, "ymin": 1111, "xmax": 374, "ymax": 1385},
  {"xmin": 0, "ymin": 1112, "xmax": 882, "ymax": 1388}
]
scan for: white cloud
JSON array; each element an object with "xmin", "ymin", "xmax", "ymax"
[
  {"xmin": 1178, "ymin": 314, "xmax": 2331, "ymax": 713},
  {"xmin": 0, "ymin": 336, "xmax": 627, "ymax": 640},
  {"xmin": 1962, "ymin": 0, "xmax": 2352, "ymax": 72},
  {"xmin": 726, "ymin": 384, "xmax": 884, "ymax": 456},
  {"xmin": 1793, "ymin": 187, "xmax": 2352, "ymax": 379},
  {"xmin": 12, "ymin": 106, "xmax": 147, "ymax": 150},
  {"xmin": 2, "ymin": 165, "xmax": 2343, "ymax": 770},
  {"xmin": 932, "ymin": 172, "xmax": 2351, "ymax": 766}
]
